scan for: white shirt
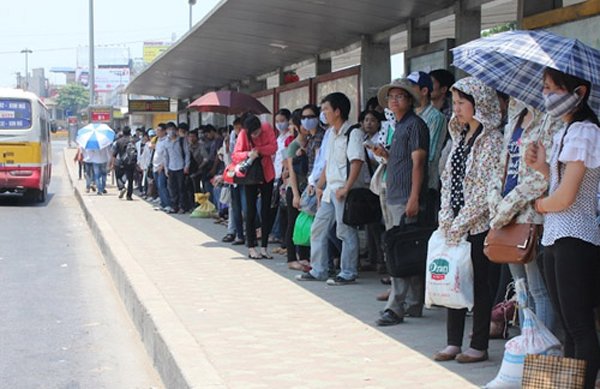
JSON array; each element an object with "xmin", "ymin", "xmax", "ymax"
[
  {"xmin": 152, "ymin": 136, "xmax": 168, "ymax": 172},
  {"xmin": 87, "ymin": 147, "xmax": 111, "ymax": 164},
  {"xmin": 322, "ymin": 121, "xmax": 365, "ymax": 203},
  {"xmin": 308, "ymin": 128, "xmax": 332, "ymax": 186},
  {"xmin": 274, "ymin": 130, "xmax": 293, "ymax": 180}
]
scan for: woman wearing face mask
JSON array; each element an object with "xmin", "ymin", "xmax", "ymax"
[
  {"xmin": 434, "ymin": 77, "xmax": 503, "ymax": 364},
  {"xmin": 285, "ymin": 107, "xmax": 317, "ymax": 270},
  {"xmin": 232, "ymin": 113, "xmax": 278, "ymax": 260},
  {"xmin": 487, "ymin": 99, "xmax": 563, "ymax": 337},
  {"xmin": 526, "ymin": 68, "xmax": 600, "ymax": 389}
]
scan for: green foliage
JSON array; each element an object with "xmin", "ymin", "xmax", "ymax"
[
  {"xmin": 56, "ymin": 83, "xmax": 88, "ymax": 114},
  {"xmin": 481, "ymin": 22, "xmax": 517, "ymax": 38}
]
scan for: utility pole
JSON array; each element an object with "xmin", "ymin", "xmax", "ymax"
[
  {"xmin": 20, "ymin": 49, "xmax": 32, "ymax": 91},
  {"xmin": 89, "ymin": 0, "xmax": 95, "ymax": 106},
  {"xmin": 189, "ymin": 0, "xmax": 197, "ymax": 30}
]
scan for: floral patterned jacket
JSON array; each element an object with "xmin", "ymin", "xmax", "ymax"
[
  {"xmin": 487, "ymin": 101, "xmax": 563, "ymax": 229},
  {"xmin": 438, "ymin": 77, "xmax": 504, "ymax": 244}
]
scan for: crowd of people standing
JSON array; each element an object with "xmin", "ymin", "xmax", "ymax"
[{"xmin": 75, "ymin": 63, "xmax": 600, "ymax": 387}]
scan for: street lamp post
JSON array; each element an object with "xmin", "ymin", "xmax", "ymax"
[
  {"xmin": 20, "ymin": 49, "xmax": 32, "ymax": 91},
  {"xmin": 189, "ymin": 0, "xmax": 197, "ymax": 30},
  {"xmin": 89, "ymin": 0, "xmax": 95, "ymax": 106}
]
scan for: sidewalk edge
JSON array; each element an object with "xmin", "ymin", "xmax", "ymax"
[{"xmin": 63, "ymin": 151, "xmax": 226, "ymax": 389}]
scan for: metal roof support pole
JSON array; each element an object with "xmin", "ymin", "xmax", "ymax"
[
  {"xmin": 404, "ymin": 18, "xmax": 430, "ymax": 75},
  {"xmin": 359, "ymin": 35, "xmax": 391, "ymax": 110},
  {"xmin": 454, "ymin": 0, "xmax": 481, "ymax": 78}
]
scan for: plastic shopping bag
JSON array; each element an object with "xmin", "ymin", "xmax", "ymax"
[
  {"xmin": 293, "ymin": 211, "xmax": 314, "ymax": 246},
  {"xmin": 425, "ymin": 229, "xmax": 474, "ymax": 310},
  {"xmin": 191, "ymin": 192, "xmax": 217, "ymax": 218},
  {"xmin": 485, "ymin": 279, "xmax": 562, "ymax": 389}
]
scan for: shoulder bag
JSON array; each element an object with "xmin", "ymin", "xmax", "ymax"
[
  {"xmin": 342, "ymin": 127, "xmax": 382, "ymax": 227},
  {"xmin": 484, "ymin": 112, "xmax": 540, "ymax": 264}
]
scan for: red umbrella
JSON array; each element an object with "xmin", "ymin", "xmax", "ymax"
[{"xmin": 187, "ymin": 90, "xmax": 270, "ymax": 115}]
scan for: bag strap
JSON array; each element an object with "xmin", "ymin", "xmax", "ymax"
[{"xmin": 345, "ymin": 125, "xmax": 374, "ymax": 178}]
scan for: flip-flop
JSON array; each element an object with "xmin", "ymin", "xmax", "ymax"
[
  {"xmin": 248, "ymin": 252, "xmax": 262, "ymax": 260},
  {"xmin": 260, "ymin": 252, "xmax": 273, "ymax": 259}
]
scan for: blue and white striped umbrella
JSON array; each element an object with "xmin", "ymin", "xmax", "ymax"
[
  {"xmin": 452, "ymin": 29, "xmax": 600, "ymax": 114},
  {"xmin": 76, "ymin": 123, "xmax": 115, "ymax": 150}
]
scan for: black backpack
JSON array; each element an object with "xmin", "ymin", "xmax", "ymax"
[{"xmin": 122, "ymin": 140, "xmax": 138, "ymax": 165}]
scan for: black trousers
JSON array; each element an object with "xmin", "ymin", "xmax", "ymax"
[
  {"xmin": 543, "ymin": 237, "xmax": 600, "ymax": 389},
  {"xmin": 285, "ymin": 187, "xmax": 310, "ymax": 263},
  {"xmin": 447, "ymin": 231, "xmax": 500, "ymax": 351},
  {"xmin": 244, "ymin": 181, "xmax": 274, "ymax": 248},
  {"xmin": 116, "ymin": 164, "xmax": 135, "ymax": 198},
  {"xmin": 167, "ymin": 169, "xmax": 185, "ymax": 211}
]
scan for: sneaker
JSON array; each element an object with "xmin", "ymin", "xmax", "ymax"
[
  {"xmin": 222, "ymin": 234, "xmax": 235, "ymax": 243},
  {"xmin": 97, "ymin": 192, "xmax": 103, "ymax": 196},
  {"xmin": 376, "ymin": 310, "xmax": 404, "ymax": 326},
  {"xmin": 126, "ymin": 197, "xmax": 133, "ymax": 201},
  {"xmin": 296, "ymin": 272, "xmax": 319, "ymax": 282},
  {"xmin": 164, "ymin": 206, "xmax": 174, "ymax": 213},
  {"xmin": 119, "ymin": 188, "xmax": 126, "ymax": 199},
  {"xmin": 326, "ymin": 276, "xmax": 356, "ymax": 286},
  {"xmin": 102, "ymin": 189, "xmax": 107, "ymax": 194},
  {"xmin": 90, "ymin": 185, "xmax": 97, "ymax": 192},
  {"xmin": 177, "ymin": 208, "xmax": 185, "ymax": 214},
  {"xmin": 152, "ymin": 197, "xmax": 160, "ymax": 204},
  {"xmin": 85, "ymin": 187, "xmax": 90, "ymax": 193}
]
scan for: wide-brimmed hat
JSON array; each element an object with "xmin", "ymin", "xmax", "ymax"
[{"xmin": 377, "ymin": 78, "xmax": 421, "ymax": 109}]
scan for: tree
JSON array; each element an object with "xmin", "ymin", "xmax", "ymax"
[
  {"xmin": 481, "ymin": 22, "xmax": 517, "ymax": 38},
  {"xmin": 56, "ymin": 83, "xmax": 88, "ymax": 115}
]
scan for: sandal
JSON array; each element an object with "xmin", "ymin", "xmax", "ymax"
[
  {"xmin": 260, "ymin": 249, "xmax": 273, "ymax": 259},
  {"xmin": 248, "ymin": 248, "xmax": 261, "ymax": 260}
]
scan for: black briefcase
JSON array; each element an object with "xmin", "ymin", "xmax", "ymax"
[{"xmin": 383, "ymin": 218, "xmax": 435, "ymax": 278}]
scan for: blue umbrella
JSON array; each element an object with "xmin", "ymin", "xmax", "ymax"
[
  {"xmin": 452, "ymin": 29, "xmax": 600, "ymax": 113},
  {"xmin": 76, "ymin": 123, "xmax": 115, "ymax": 150}
]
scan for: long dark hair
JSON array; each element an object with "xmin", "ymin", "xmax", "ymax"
[{"xmin": 543, "ymin": 67, "xmax": 600, "ymax": 126}]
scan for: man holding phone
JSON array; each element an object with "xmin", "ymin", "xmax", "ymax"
[{"xmin": 374, "ymin": 78, "xmax": 430, "ymax": 326}]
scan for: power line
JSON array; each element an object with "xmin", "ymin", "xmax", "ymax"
[{"xmin": 0, "ymin": 38, "xmax": 174, "ymax": 55}]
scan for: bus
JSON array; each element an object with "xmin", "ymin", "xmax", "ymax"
[{"xmin": 0, "ymin": 89, "xmax": 52, "ymax": 203}]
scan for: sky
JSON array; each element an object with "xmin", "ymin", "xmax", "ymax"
[{"xmin": 0, "ymin": 0, "xmax": 221, "ymax": 88}]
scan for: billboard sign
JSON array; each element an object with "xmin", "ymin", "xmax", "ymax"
[
  {"xmin": 128, "ymin": 99, "xmax": 171, "ymax": 112},
  {"xmin": 143, "ymin": 41, "xmax": 171, "ymax": 64}
]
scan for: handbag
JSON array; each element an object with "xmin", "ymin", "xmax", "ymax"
[
  {"xmin": 342, "ymin": 129, "xmax": 381, "ymax": 226},
  {"xmin": 522, "ymin": 354, "xmax": 586, "ymax": 389},
  {"xmin": 383, "ymin": 216, "xmax": 435, "ymax": 277},
  {"xmin": 293, "ymin": 211, "xmax": 314, "ymax": 246},
  {"xmin": 233, "ymin": 158, "xmax": 264, "ymax": 185},
  {"xmin": 484, "ymin": 223, "xmax": 539, "ymax": 264},
  {"xmin": 219, "ymin": 185, "xmax": 231, "ymax": 204}
]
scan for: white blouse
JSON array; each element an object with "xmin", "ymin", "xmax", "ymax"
[{"xmin": 542, "ymin": 120, "xmax": 600, "ymax": 246}]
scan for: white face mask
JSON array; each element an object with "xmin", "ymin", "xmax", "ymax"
[
  {"xmin": 301, "ymin": 118, "xmax": 319, "ymax": 131},
  {"xmin": 543, "ymin": 87, "xmax": 584, "ymax": 118},
  {"xmin": 275, "ymin": 122, "xmax": 289, "ymax": 132},
  {"xmin": 319, "ymin": 111, "xmax": 328, "ymax": 126}
]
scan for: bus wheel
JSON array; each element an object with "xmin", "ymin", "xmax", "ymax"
[{"xmin": 37, "ymin": 185, "xmax": 47, "ymax": 203}]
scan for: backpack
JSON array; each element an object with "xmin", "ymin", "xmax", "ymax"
[{"xmin": 122, "ymin": 140, "xmax": 138, "ymax": 165}]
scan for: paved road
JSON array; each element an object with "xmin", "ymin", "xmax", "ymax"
[{"xmin": 0, "ymin": 141, "xmax": 162, "ymax": 389}]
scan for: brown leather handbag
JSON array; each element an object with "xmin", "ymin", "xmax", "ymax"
[{"xmin": 484, "ymin": 223, "xmax": 540, "ymax": 264}]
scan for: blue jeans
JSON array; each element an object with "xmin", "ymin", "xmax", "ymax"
[
  {"xmin": 84, "ymin": 162, "xmax": 95, "ymax": 189},
  {"xmin": 309, "ymin": 191, "xmax": 359, "ymax": 280},
  {"xmin": 92, "ymin": 162, "xmax": 107, "ymax": 193},
  {"xmin": 509, "ymin": 252, "xmax": 556, "ymax": 333},
  {"xmin": 156, "ymin": 170, "xmax": 170, "ymax": 208}
]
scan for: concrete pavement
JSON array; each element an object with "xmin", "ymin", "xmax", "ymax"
[{"xmin": 64, "ymin": 148, "xmax": 502, "ymax": 388}]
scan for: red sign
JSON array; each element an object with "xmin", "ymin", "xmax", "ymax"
[
  {"xmin": 91, "ymin": 112, "xmax": 111, "ymax": 122},
  {"xmin": 67, "ymin": 116, "xmax": 78, "ymax": 124}
]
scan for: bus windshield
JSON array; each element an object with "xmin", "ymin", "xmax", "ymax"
[{"xmin": 0, "ymin": 99, "xmax": 32, "ymax": 129}]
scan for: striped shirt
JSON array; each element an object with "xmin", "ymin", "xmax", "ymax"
[{"xmin": 385, "ymin": 110, "xmax": 430, "ymax": 205}]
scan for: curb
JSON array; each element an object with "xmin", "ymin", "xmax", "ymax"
[{"xmin": 63, "ymin": 151, "xmax": 226, "ymax": 389}]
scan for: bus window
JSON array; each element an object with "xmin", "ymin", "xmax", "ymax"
[{"xmin": 0, "ymin": 99, "xmax": 32, "ymax": 130}]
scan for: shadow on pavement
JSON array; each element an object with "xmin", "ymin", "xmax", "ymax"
[{"xmin": 158, "ymin": 205, "xmax": 506, "ymax": 387}]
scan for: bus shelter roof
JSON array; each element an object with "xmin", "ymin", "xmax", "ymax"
[{"xmin": 126, "ymin": 0, "xmax": 459, "ymax": 98}]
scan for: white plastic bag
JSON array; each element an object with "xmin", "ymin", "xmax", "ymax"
[
  {"xmin": 485, "ymin": 279, "xmax": 562, "ymax": 388},
  {"xmin": 425, "ymin": 229, "xmax": 474, "ymax": 310}
]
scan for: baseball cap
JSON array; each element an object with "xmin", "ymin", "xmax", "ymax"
[{"xmin": 407, "ymin": 71, "xmax": 434, "ymax": 92}]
